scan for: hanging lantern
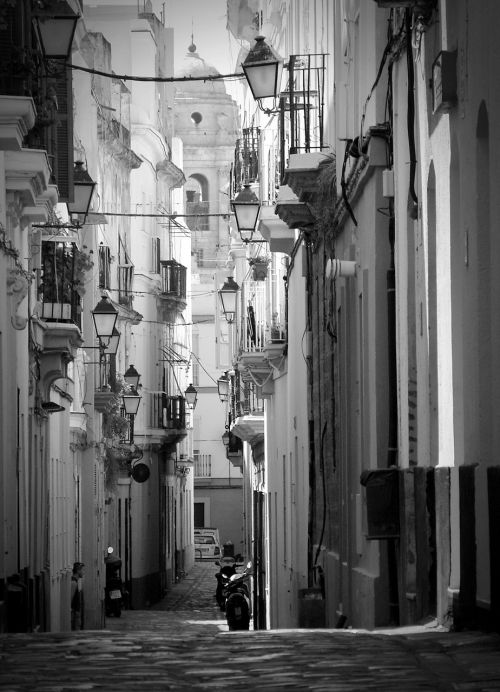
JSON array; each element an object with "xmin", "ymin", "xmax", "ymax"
[{"xmin": 242, "ymin": 36, "xmax": 284, "ymax": 100}]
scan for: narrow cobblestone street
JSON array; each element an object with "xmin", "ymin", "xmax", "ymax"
[{"xmin": 0, "ymin": 560, "xmax": 499, "ymax": 691}]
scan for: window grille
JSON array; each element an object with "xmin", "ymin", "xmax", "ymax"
[{"xmin": 160, "ymin": 260, "xmax": 186, "ymax": 299}]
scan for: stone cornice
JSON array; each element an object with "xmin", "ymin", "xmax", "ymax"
[
  {"xmin": 5, "ymin": 149, "xmax": 52, "ymax": 209},
  {"xmin": 157, "ymin": 159, "xmax": 186, "ymax": 189},
  {"xmin": 0, "ymin": 96, "xmax": 36, "ymax": 151}
]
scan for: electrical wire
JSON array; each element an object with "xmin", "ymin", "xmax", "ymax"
[{"xmin": 66, "ymin": 62, "xmax": 244, "ymax": 84}]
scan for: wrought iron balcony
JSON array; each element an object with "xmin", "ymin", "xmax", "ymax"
[
  {"xmin": 39, "ymin": 240, "xmax": 86, "ymax": 328},
  {"xmin": 235, "ymin": 277, "xmax": 286, "ymax": 379},
  {"xmin": 229, "ymin": 369, "xmax": 264, "ymax": 422},
  {"xmin": 276, "ymin": 53, "xmax": 327, "ymax": 185},
  {"xmin": 232, "ymin": 126, "xmax": 261, "ymax": 196},
  {"xmin": 157, "ymin": 259, "xmax": 187, "ymax": 321},
  {"xmin": 149, "ymin": 392, "xmax": 187, "ymax": 436},
  {"xmin": 0, "ymin": 3, "xmax": 75, "ymax": 200}
]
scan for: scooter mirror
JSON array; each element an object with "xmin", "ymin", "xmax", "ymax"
[{"xmin": 246, "ymin": 561, "xmax": 252, "ymax": 569}]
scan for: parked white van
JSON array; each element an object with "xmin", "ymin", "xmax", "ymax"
[{"xmin": 194, "ymin": 528, "xmax": 221, "ymax": 559}]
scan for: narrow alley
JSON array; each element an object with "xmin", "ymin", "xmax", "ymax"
[{"xmin": 1, "ymin": 560, "xmax": 499, "ymax": 691}]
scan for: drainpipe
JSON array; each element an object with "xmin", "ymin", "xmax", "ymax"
[{"xmin": 387, "ymin": 207, "xmax": 399, "ymax": 625}]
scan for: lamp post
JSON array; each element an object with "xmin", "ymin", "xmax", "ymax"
[
  {"xmin": 231, "ymin": 184, "xmax": 261, "ymax": 243},
  {"xmin": 33, "ymin": 2, "xmax": 80, "ymax": 60},
  {"xmin": 242, "ymin": 36, "xmax": 284, "ymax": 101},
  {"xmin": 185, "ymin": 383, "xmax": 198, "ymax": 409},
  {"xmin": 218, "ymin": 277, "xmax": 240, "ymax": 324}
]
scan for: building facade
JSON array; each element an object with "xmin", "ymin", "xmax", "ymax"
[
  {"xmin": 0, "ymin": 0, "xmax": 194, "ymax": 631},
  {"xmin": 227, "ymin": 0, "xmax": 500, "ymax": 633}
]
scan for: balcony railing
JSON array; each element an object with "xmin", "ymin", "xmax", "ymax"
[
  {"xmin": 160, "ymin": 260, "xmax": 186, "ymax": 299},
  {"xmin": 118, "ymin": 264, "xmax": 134, "ymax": 307},
  {"xmin": 277, "ymin": 53, "xmax": 327, "ymax": 182},
  {"xmin": 39, "ymin": 240, "xmax": 82, "ymax": 328},
  {"xmin": 229, "ymin": 369, "xmax": 264, "ymax": 422},
  {"xmin": 0, "ymin": 3, "xmax": 74, "ymax": 200},
  {"xmin": 237, "ymin": 277, "xmax": 286, "ymax": 356},
  {"xmin": 150, "ymin": 392, "xmax": 186, "ymax": 430},
  {"xmin": 232, "ymin": 126, "xmax": 261, "ymax": 196},
  {"xmin": 186, "ymin": 201, "xmax": 209, "ymax": 231}
]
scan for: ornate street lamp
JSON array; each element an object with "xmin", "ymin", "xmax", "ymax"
[
  {"xmin": 217, "ymin": 372, "xmax": 229, "ymax": 402},
  {"xmin": 104, "ymin": 327, "xmax": 120, "ymax": 356},
  {"xmin": 185, "ymin": 383, "xmax": 198, "ymax": 409},
  {"xmin": 92, "ymin": 296, "xmax": 118, "ymax": 341},
  {"xmin": 67, "ymin": 161, "xmax": 96, "ymax": 221},
  {"xmin": 231, "ymin": 184, "xmax": 261, "ymax": 243},
  {"xmin": 123, "ymin": 364, "xmax": 141, "ymax": 389},
  {"xmin": 218, "ymin": 277, "xmax": 240, "ymax": 324},
  {"xmin": 122, "ymin": 388, "xmax": 141, "ymax": 416},
  {"xmin": 242, "ymin": 36, "xmax": 284, "ymax": 101},
  {"xmin": 33, "ymin": 1, "xmax": 80, "ymax": 60}
]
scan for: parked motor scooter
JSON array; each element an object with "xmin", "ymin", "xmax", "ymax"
[
  {"xmin": 214, "ymin": 556, "xmax": 236, "ymax": 610},
  {"xmin": 104, "ymin": 546, "xmax": 123, "ymax": 617},
  {"xmin": 223, "ymin": 561, "xmax": 252, "ymax": 630}
]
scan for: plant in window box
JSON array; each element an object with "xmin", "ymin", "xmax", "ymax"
[
  {"xmin": 73, "ymin": 247, "xmax": 94, "ymax": 297},
  {"xmin": 248, "ymin": 256, "xmax": 270, "ymax": 281},
  {"xmin": 40, "ymin": 243, "xmax": 93, "ymax": 319}
]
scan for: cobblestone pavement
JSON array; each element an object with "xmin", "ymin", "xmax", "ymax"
[{"xmin": 1, "ymin": 559, "xmax": 500, "ymax": 691}]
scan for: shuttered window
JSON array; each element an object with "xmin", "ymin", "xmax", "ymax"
[{"xmin": 98, "ymin": 245, "xmax": 111, "ymax": 289}]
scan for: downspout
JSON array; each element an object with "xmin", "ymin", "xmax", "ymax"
[{"xmin": 387, "ymin": 206, "xmax": 399, "ymax": 625}]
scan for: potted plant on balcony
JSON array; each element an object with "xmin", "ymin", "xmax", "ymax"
[
  {"xmin": 248, "ymin": 256, "xmax": 270, "ymax": 281},
  {"xmin": 40, "ymin": 242, "xmax": 93, "ymax": 320}
]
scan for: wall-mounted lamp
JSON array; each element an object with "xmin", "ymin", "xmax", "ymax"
[
  {"xmin": 217, "ymin": 372, "xmax": 229, "ymax": 402},
  {"xmin": 92, "ymin": 295, "xmax": 118, "ymax": 342},
  {"xmin": 218, "ymin": 276, "xmax": 240, "ymax": 324},
  {"xmin": 242, "ymin": 36, "xmax": 284, "ymax": 102},
  {"xmin": 123, "ymin": 364, "xmax": 141, "ymax": 389},
  {"xmin": 122, "ymin": 387, "xmax": 141, "ymax": 444},
  {"xmin": 221, "ymin": 428, "xmax": 230, "ymax": 448},
  {"xmin": 184, "ymin": 383, "xmax": 198, "ymax": 409},
  {"xmin": 104, "ymin": 327, "xmax": 120, "ymax": 356},
  {"xmin": 231, "ymin": 184, "xmax": 261, "ymax": 243},
  {"xmin": 67, "ymin": 161, "xmax": 96, "ymax": 224},
  {"xmin": 33, "ymin": 1, "xmax": 80, "ymax": 60},
  {"xmin": 122, "ymin": 388, "xmax": 141, "ymax": 416}
]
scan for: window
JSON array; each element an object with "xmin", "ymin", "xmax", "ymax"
[
  {"xmin": 194, "ymin": 450, "xmax": 211, "ymax": 477},
  {"xmin": 98, "ymin": 245, "xmax": 111, "ymax": 289},
  {"xmin": 152, "ymin": 237, "xmax": 160, "ymax": 274}
]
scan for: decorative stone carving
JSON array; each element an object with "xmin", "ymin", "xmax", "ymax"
[{"xmin": 7, "ymin": 268, "xmax": 29, "ymax": 330}]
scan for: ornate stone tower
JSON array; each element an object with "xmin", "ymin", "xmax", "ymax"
[{"xmin": 174, "ymin": 42, "xmax": 239, "ymax": 279}]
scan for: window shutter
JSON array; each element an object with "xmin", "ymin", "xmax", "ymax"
[
  {"xmin": 0, "ymin": 2, "xmax": 33, "ymax": 96},
  {"xmin": 52, "ymin": 65, "xmax": 73, "ymax": 201}
]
